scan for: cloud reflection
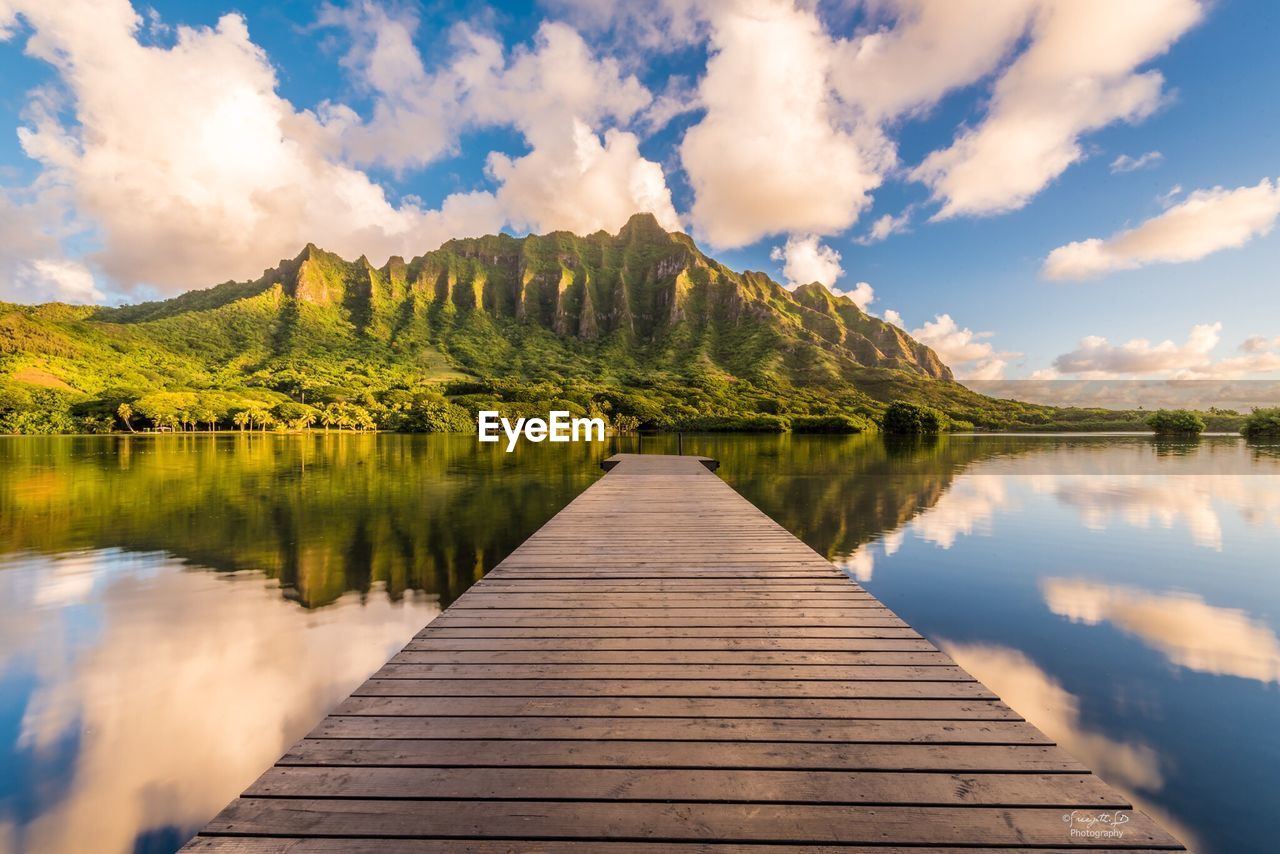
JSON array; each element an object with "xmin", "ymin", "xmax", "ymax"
[
  {"xmin": 908, "ymin": 475, "xmax": 1010, "ymax": 549},
  {"xmin": 941, "ymin": 641, "xmax": 1163, "ymax": 791},
  {"xmin": 941, "ymin": 641, "xmax": 1200, "ymax": 849},
  {"xmin": 1043, "ymin": 578, "xmax": 1280, "ymax": 683},
  {"xmin": 0, "ymin": 550, "xmax": 438, "ymax": 854}
]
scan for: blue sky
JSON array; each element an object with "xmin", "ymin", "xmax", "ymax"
[{"xmin": 1, "ymin": 0, "xmax": 1278, "ymax": 383}]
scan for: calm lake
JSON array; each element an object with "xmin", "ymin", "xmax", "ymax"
[{"xmin": 1, "ymin": 432, "xmax": 1278, "ymax": 853}]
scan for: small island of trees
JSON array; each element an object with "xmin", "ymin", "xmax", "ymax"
[{"xmin": 1145, "ymin": 409, "xmax": 1206, "ymax": 436}]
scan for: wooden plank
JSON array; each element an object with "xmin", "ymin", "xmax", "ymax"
[
  {"xmin": 373, "ymin": 664, "xmax": 973, "ymax": 680},
  {"xmin": 353, "ymin": 679, "xmax": 997, "ymax": 699},
  {"xmin": 388, "ymin": 650, "xmax": 954, "ymax": 665},
  {"xmin": 413, "ymin": 626, "xmax": 924, "ymax": 638},
  {"xmin": 184, "ymin": 454, "xmax": 1184, "ymax": 851},
  {"xmin": 425, "ymin": 618, "xmax": 913, "ymax": 628},
  {"xmin": 278, "ymin": 739, "xmax": 1088, "ymax": 772},
  {"xmin": 333, "ymin": 696, "xmax": 1019, "ymax": 720},
  {"xmin": 186, "ymin": 841, "xmax": 1181, "ymax": 854},
  {"xmin": 243, "ymin": 767, "xmax": 1119, "ymax": 807},
  {"xmin": 198, "ymin": 800, "xmax": 1183, "ymax": 847},
  {"xmin": 309, "ymin": 716, "xmax": 1049, "ymax": 744},
  {"xmin": 401, "ymin": 637, "xmax": 939, "ymax": 651}
]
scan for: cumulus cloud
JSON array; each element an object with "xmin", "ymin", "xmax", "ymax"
[
  {"xmin": 15, "ymin": 259, "xmax": 103, "ymax": 304},
  {"xmin": 907, "ymin": 313, "xmax": 1018, "ymax": 380},
  {"xmin": 835, "ymin": 281, "xmax": 876, "ymax": 311},
  {"xmin": 1043, "ymin": 177, "xmax": 1280, "ymax": 280},
  {"xmin": 1051, "ymin": 322, "xmax": 1221, "ymax": 377},
  {"xmin": 0, "ymin": 0, "xmax": 1218, "ymax": 301},
  {"xmin": 472, "ymin": 22, "xmax": 680, "ymax": 234},
  {"xmin": 1110, "ymin": 150, "xmax": 1163, "ymax": 173},
  {"xmin": 321, "ymin": 13, "xmax": 682, "ymax": 235},
  {"xmin": 1043, "ymin": 322, "xmax": 1280, "ymax": 378},
  {"xmin": 912, "ymin": 0, "xmax": 1203, "ymax": 219},
  {"xmin": 856, "ymin": 209, "xmax": 912, "ymax": 245},
  {"xmin": 0, "ymin": 185, "xmax": 100, "ymax": 303},
  {"xmin": 679, "ymin": 0, "xmax": 890, "ymax": 248},
  {"xmin": 831, "ymin": 0, "xmax": 1033, "ymax": 121},
  {"xmin": 2, "ymin": 0, "xmax": 506, "ymax": 296},
  {"xmin": 1242, "ymin": 335, "xmax": 1280, "ymax": 353},
  {"xmin": 771, "ymin": 234, "xmax": 843, "ymax": 288},
  {"xmin": 314, "ymin": 1, "xmax": 482, "ymax": 171}
]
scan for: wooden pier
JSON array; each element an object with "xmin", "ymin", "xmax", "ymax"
[{"xmin": 184, "ymin": 453, "xmax": 1184, "ymax": 851}]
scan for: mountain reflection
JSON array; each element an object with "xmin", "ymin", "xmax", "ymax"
[
  {"xmin": 1043, "ymin": 578, "xmax": 1280, "ymax": 683},
  {"xmin": 0, "ymin": 434, "xmax": 605, "ymax": 608},
  {"xmin": 0, "ymin": 549, "xmax": 437, "ymax": 854}
]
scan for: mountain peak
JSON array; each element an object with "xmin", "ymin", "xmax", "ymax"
[{"xmin": 617, "ymin": 211, "xmax": 672, "ymax": 241}]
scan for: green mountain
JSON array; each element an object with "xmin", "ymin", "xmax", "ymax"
[{"xmin": 0, "ymin": 213, "xmax": 1188, "ymax": 434}]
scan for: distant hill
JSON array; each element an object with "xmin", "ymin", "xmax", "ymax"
[{"xmin": 0, "ymin": 213, "xmax": 1208, "ymax": 434}]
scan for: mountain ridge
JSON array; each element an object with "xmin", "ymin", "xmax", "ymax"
[
  {"xmin": 3, "ymin": 212, "xmax": 1148, "ymax": 434},
  {"xmin": 84, "ymin": 213, "xmax": 948, "ymax": 380}
]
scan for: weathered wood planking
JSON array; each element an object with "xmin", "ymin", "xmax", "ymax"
[{"xmin": 184, "ymin": 453, "xmax": 1185, "ymax": 851}]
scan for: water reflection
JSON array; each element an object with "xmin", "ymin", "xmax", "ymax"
[
  {"xmin": 0, "ymin": 434, "xmax": 605, "ymax": 608},
  {"xmin": 1, "ymin": 433, "xmax": 1277, "ymax": 853},
  {"xmin": 0, "ymin": 550, "xmax": 437, "ymax": 854},
  {"xmin": 941, "ymin": 641, "xmax": 1202, "ymax": 851},
  {"xmin": 706, "ymin": 433, "xmax": 1279, "ymax": 854},
  {"xmin": 1043, "ymin": 579, "xmax": 1280, "ymax": 683},
  {"xmin": 940, "ymin": 641, "xmax": 1165, "ymax": 791}
]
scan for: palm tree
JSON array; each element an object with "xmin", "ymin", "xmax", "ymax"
[
  {"xmin": 320, "ymin": 407, "xmax": 337, "ymax": 432},
  {"xmin": 117, "ymin": 403, "xmax": 137, "ymax": 433},
  {"xmin": 233, "ymin": 411, "xmax": 250, "ymax": 432}
]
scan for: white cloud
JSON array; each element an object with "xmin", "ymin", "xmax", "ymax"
[
  {"xmin": 1156, "ymin": 184, "xmax": 1184, "ymax": 207},
  {"xmin": 323, "ymin": 14, "xmax": 682, "ymax": 236},
  {"xmin": 1, "ymin": 1, "xmax": 506, "ymax": 296},
  {"xmin": 882, "ymin": 308, "xmax": 904, "ymax": 328},
  {"xmin": 0, "ymin": 185, "xmax": 99, "ymax": 303},
  {"xmin": 912, "ymin": 0, "xmax": 1203, "ymax": 219},
  {"xmin": 1043, "ymin": 177, "xmax": 1280, "ymax": 280},
  {"xmin": 473, "ymin": 22, "xmax": 680, "ymax": 234},
  {"xmin": 1035, "ymin": 327, "xmax": 1280, "ymax": 381},
  {"xmin": 1242, "ymin": 335, "xmax": 1280, "ymax": 353},
  {"xmin": 314, "ymin": 1, "xmax": 484, "ymax": 172},
  {"xmin": 1109, "ymin": 150, "xmax": 1163, "ymax": 173},
  {"xmin": 679, "ymin": 0, "xmax": 890, "ymax": 248},
  {"xmin": 831, "ymin": 0, "xmax": 1033, "ymax": 121},
  {"xmin": 835, "ymin": 281, "xmax": 875, "ymax": 311},
  {"xmin": 907, "ymin": 313, "xmax": 1018, "ymax": 380},
  {"xmin": 856, "ymin": 209, "xmax": 912, "ymax": 245},
  {"xmin": 15, "ymin": 259, "xmax": 103, "ymax": 304},
  {"xmin": 771, "ymin": 234, "xmax": 843, "ymax": 288},
  {"xmin": 771, "ymin": 235, "xmax": 877, "ymax": 309},
  {"xmin": 1051, "ymin": 322, "xmax": 1221, "ymax": 377}
]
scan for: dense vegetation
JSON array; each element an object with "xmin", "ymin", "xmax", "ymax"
[
  {"xmin": 882, "ymin": 401, "xmax": 947, "ymax": 434},
  {"xmin": 1241, "ymin": 407, "xmax": 1280, "ymax": 439},
  {"xmin": 1146, "ymin": 409, "xmax": 1207, "ymax": 436},
  {"xmin": 0, "ymin": 214, "xmax": 1251, "ymax": 436}
]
